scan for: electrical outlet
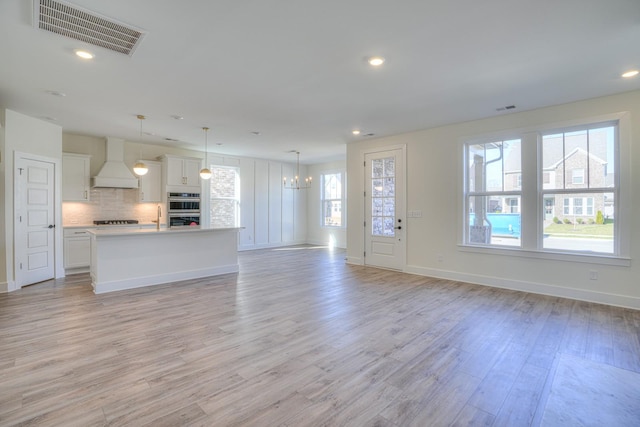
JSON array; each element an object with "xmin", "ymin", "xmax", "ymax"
[
  {"xmin": 589, "ymin": 270, "xmax": 598, "ymax": 280},
  {"xmin": 414, "ymin": 210, "xmax": 422, "ymax": 218}
]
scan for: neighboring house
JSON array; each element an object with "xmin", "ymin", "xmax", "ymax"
[
  {"xmin": 501, "ymin": 128, "xmax": 612, "ymax": 222},
  {"xmin": 546, "ymin": 147, "xmax": 607, "ymax": 222}
]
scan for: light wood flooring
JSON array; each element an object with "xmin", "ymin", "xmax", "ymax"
[{"xmin": 1, "ymin": 246, "xmax": 639, "ymax": 426}]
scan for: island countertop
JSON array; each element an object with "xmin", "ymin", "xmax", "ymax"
[{"xmin": 88, "ymin": 226, "xmax": 242, "ymax": 237}]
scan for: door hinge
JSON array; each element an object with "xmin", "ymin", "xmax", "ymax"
[
  {"xmin": 364, "ymin": 221, "xmax": 366, "ymax": 227},
  {"xmin": 364, "ymin": 251, "xmax": 366, "ymax": 257},
  {"xmin": 364, "ymin": 191, "xmax": 366, "ymax": 197},
  {"xmin": 20, "ymin": 262, "xmax": 23, "ymax": 270},
  {"xmin": 364, "ymin": 161, "xmax": 366, "ymax": 167},
  {"xmin": 18, "ymin": 167, "xmax": 24, "ymax": 175}
]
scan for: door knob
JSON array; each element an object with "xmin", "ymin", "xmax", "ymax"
[
  {"xmin": 394, "ymin": 226, "xmax": 402, "ymax": 230},
  {"xmin": 47, "ymin": 224, "xmax": 55, "ymax": 229}
]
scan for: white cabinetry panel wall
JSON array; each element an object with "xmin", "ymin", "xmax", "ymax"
[
  {"xmin": 62, "ymin": 153, "xmax": 91, "ymax": 201},
  {"xmin": 253, "ymin": 159, "xmax": 270, "ymax": 246},
  {"xmin": 235, "ymin": 158, "xmax": 306, "ymax": 250},
  {"xmin": 281, "ymin": 162, "xmax": 295, "ymax": 243},
  {"xmin": 268, "ymin": 162, "xmax": 283, "ymax": 244}
]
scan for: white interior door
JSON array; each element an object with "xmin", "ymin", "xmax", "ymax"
[
  {"xmin": 16, "ymin": 158, "xmax": 56, "ymax": 286},
  {"xmin": 364, "ymin": 148, "xmax": 406, "ymax": 270}
]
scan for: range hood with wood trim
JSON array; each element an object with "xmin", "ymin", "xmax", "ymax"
[{"xmin": 92, "ymin": 138, "xmax": 139, "ymax": 188}]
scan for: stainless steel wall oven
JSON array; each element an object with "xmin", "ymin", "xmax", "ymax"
[{"xmin": 167, "ymin": 192, "xmax": 201, "ymax": 227}]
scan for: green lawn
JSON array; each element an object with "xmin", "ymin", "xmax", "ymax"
[{"xmin": 544, "ymin": 222, "xmax": 613, "ymax": 237}]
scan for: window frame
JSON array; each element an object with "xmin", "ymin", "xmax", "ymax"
[
  {"xmin": 459, "ymin": 112, "xmax": 630, "ymax": 266},
  {"xmin": 320, "ymin": 170, "xmax": 346, "ymax": 228}
]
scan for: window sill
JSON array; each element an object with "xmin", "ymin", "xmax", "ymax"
[{"xmin": 457, "ymin": 244, "xmax": 630, "ymax": 267}]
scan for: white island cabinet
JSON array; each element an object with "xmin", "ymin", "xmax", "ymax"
[{"xmin": 89, "ymin": 227, "xmax": 240, "ymax": 294}]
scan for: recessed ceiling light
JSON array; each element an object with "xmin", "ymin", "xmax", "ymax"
[
  {"xmin": 622, "ymin": 70, "xmax": 639, "ymax": 78},
  {"xmin": 74, "ymin": 49, "xmax": 94, "ymax": 59},
  {"xmin": 171, "ymin": 115, "xmax": 184, "ymax": 120},
  {"xmin": 251, "ymin": 131, "xmax": 261, "ymax": 135},
  {"xmin": 368, "ymin": 56, "xmax": 385, "ymax": 66},
  {"xmin": 352, "ymin": 130, "xmax": 361, "ymax": 135}
]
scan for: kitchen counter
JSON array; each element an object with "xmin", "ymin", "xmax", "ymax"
[
  {"xmin": 89, "ymin": 226, "xmax": 240, "ymax": 294},
  {"xmin": 88, "ymin": 225, "xmax": 238, "ymax": 237}
]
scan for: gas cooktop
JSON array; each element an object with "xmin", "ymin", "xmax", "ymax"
[{"xmin": 93, "ymin": 220, "xmax": 139, "ymax": 225}]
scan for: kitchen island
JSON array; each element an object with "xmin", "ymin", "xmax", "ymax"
[{"xmin": 89, "ymin": 226, "xmax": 240, "ymax": 294}]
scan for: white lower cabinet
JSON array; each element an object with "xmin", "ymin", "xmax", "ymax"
[{"xmin": 63, "ymin": 228, "xmax": 94, "ymax": 273}]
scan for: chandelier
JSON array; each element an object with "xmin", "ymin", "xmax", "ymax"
[{"xmin": 283, "ymin": 151, "xmax": 312, "ymax": 190}]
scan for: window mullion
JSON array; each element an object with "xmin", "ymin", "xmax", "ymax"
[{"xmin": 520, "ymin": 132, "xmax": 539, "ymax": 251}]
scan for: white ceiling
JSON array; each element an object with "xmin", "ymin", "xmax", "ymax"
[{"xmin": 1, "ymin": 0, "xmax": 639, "ymax": 164}]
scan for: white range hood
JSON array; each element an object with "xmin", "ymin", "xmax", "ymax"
[{"xmin": 92, "ymin": 138, "xmax": 139, "ymax": 189}]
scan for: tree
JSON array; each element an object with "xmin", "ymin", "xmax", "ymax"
[{"xmin": 596, "ymin": 210, "xmax": 605, "ymax": 225}]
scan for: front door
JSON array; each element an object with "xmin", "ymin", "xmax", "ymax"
[
  {"xmin": 364, "ymin": 148, "xmax": 406, "ymax": 270},
  {"xmin": 15, "ymin": 157, "xmax": 56, "ymax": 286}
]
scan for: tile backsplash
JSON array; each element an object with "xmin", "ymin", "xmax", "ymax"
[{"xmin": 63, "ymin": 188, "xmax": 161, "ymax": 226}]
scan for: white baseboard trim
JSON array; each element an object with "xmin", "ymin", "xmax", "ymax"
[
  {"xmin": 92, "ymin": 264, "xmax": 239, "ymax": 294},
  {"xmin": 346, "ymin": 256, "xmax": 364, "ymax": 266},
  {"xmin": 404, "ymin": 265, "xmax": 640, "ymax": 310},
  {"xmin": 238, "ymin": 240, "xmax": 308, "ymax": 251},
  {"xmin": 0, "ymin": 280, "xmax": 19, "ymax": 293}
]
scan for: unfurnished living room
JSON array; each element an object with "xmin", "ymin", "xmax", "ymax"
[{"xmin": 1, "ymin": 1, "xmax": 640, "ymax": 426}]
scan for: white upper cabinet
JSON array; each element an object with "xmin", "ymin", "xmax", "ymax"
[
  {"xmin": 62, "ymin": 153, "xmax": 91, "ymax": 201},
  {"xmin": 161, "ymin": 155, "xmax": 202, "ymax": 192},
  {"xmin": 138, "ymin": 160, "xmax": 162, "ymax": 202}
]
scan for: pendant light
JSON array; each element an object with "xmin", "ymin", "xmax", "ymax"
[
  {"xmin": 283, "ymin": 151, "xmax": 312, "ymax": 189},
  {"xmin": 199, "ymin": 127, "xmax": 212, "ymax": 180},
  {"xmin": 133, "ymin": 114, "xmax": 149, "ymax": 176}
]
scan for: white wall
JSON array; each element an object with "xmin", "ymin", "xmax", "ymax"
[
  {"xmin": 307, "ymin": 160, "xmax": 347, "ymax": 248},
  {"xmin": 347, "ymin": 90, "xmax": 640, "ymax": 309},
  {"xmin": 1, "ymin": 110, "xmax": 63, "ymax": 291}
]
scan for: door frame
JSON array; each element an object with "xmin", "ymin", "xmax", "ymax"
[
  {"xmin": 362, "ymin": 144, "xmax": 407, "ymax": 270},
  {"xmin": 13, "ymin": 151, "xmax": 64, "ymax": 289}
]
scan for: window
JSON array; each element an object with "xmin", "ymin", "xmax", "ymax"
[
  {"xmin": 209, "ymin": 166, "xmax": 240, "ymax": 228},
  {"xmin": 572, "ymin": 168, "xmax": 585, "ymax": 184},
  {"xmin": 542, "ymin": 125, "xmax": 615, "ymax": 253},
  {"xmin": 465, "ymin": 139, "xmax": 521, "ymax": 247},
  {"xmin": 463, "ymin": 120, "xmax": 621, "ymax": 258},
  {"xmin": 321, "ymin": 171, "xmax": 345, "ymax": 227}
]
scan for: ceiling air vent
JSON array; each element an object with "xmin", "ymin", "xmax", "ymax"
[{"xmin": 33, "ymin": 0, "xmax": 146, "ymax": 56}]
